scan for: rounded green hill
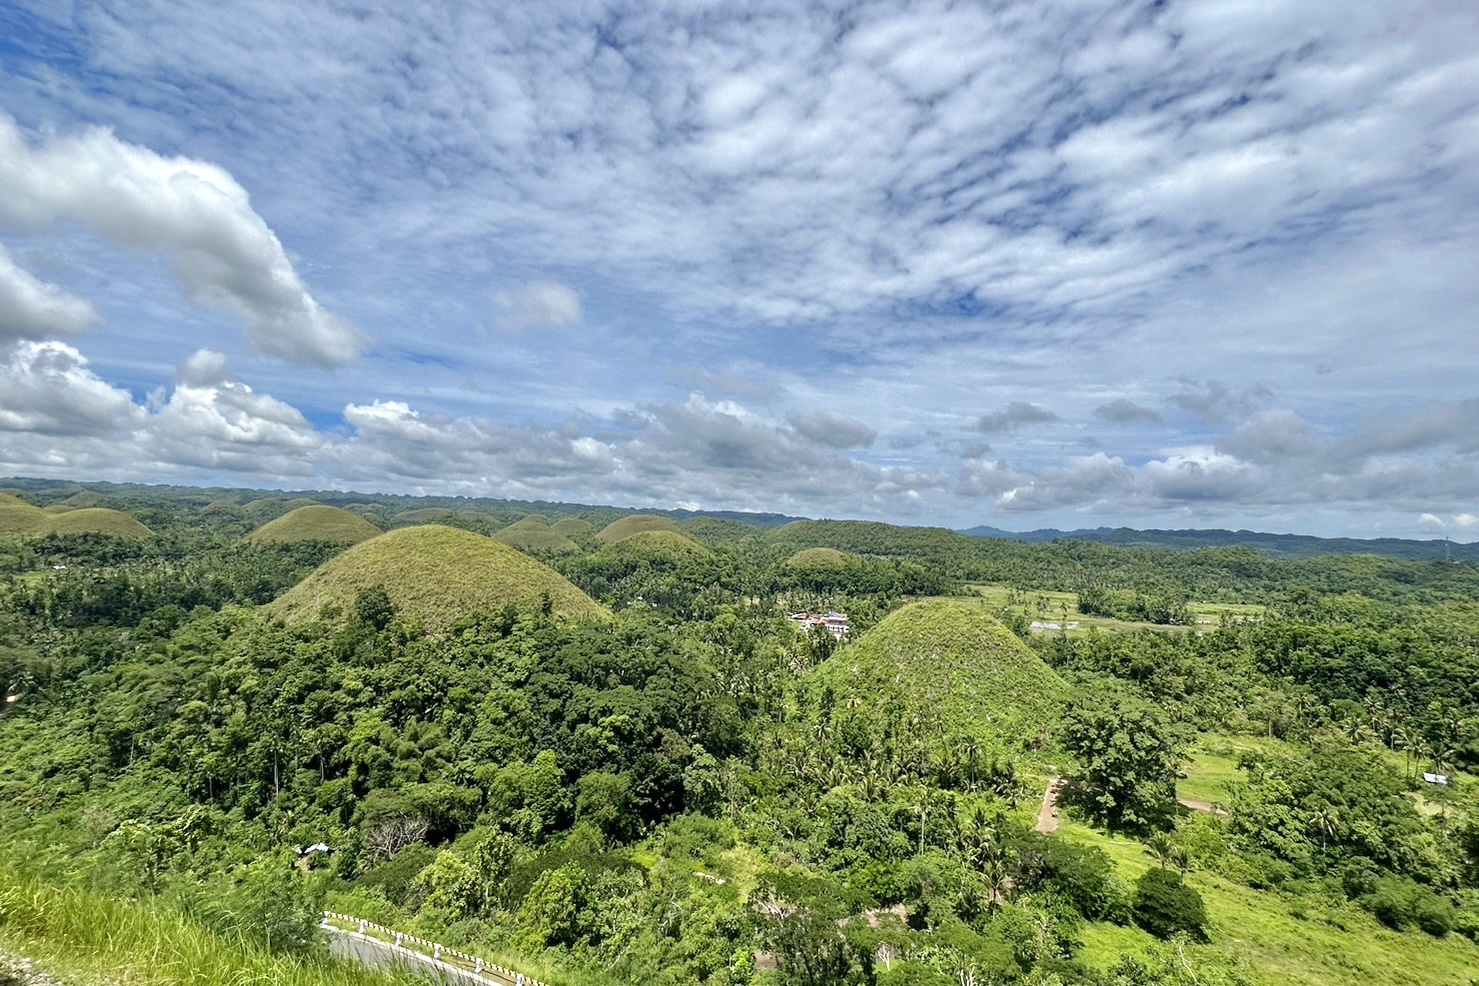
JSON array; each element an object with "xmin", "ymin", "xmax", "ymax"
[
  {"xmin": 46, "ymin": 508, "xmax": 154, "ymax": 539},
  {"xmin": 244, "ymin": 505, "xmax": 383, "ymax": 545},
  {"xmin": 786, "ymin": 547, "xmax": 855, "ymax": 569},
  {"xmin": 0, "ymin": 494, "xmax": 50, "ymax": 535},
  {"xmin": 494, "ymin": 516, "xmax": 579, "ymax": 553},
  {"xmin": 598, "ymin": 529, "xmax": 712, "ymax": 564},
  {"xmin": 42, "ymin": 504, "xmax": 76, "ymax": 515},
  {"xmin": 595, "ymin": 514, "xmax": 682, "ymax": 543},
  {"xmin": 809, "ymin": 599, "xmax": 1067, "ymax": 745},
  {"xmin": 551, "ymin": 517, "xmax": 596, "ymax": 540},
  {"xmin": 269, "ymin": 525, "xmax": 608, "ymax": 630},
  {"xmin": 60, "ymin": 491, "xmax": 105, "ymax": 508}
]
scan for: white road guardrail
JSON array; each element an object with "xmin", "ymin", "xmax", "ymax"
[{"xmin": 321, "ymin": 911, "xmax": 548, "ymax": 986}]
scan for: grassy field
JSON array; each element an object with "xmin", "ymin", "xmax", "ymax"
[
  {"xmin": 1059, "ymin": 821, "xmax": 1479, "ymax": 986},
  {"xmin": 965, "ymin": 584, "xmax": 1265, "ymax": 635},
  {"xmin": 0, "ymin": 871, "xmax": 415, "ymax": 986}
]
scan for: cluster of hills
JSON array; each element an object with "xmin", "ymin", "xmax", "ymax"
[{"xmin": 6, "ymin": 476, "xmax": 1476, "ymax": 563}]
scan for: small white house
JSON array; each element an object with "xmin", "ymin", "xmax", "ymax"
[{"xmin": 1422, "ymin": 772, "xmax": 1452, "ymax": 787}]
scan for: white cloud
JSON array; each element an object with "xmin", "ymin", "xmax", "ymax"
[
  {"xmin": 493, "ymin": 280, "xmax": 583, "ymax": 332},
  {"xmin": 0, "ymin": 243, "xmax": 99, "ymax": 340},
  {"xmin": 0, "ymin": 340, "xmax": 139, "ymax": 435},
  {"xmin": 0, "ymin": 112, "xmax": 361, "ymax": 366}
]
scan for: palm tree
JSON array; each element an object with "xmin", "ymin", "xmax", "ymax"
[
  {"xmin": 1145, "ymin": 833, "xmax": 1176, "ymax": 869},
  {"xmin": 1310, "ymin": 805, "xmax": 1339, "ymax": 852}
]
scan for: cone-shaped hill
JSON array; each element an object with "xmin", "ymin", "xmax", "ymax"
[
  {"xmin": 786, "ymin": 547, "xmax": 856, "ymax": 569},
  {"xmin": 0, "ymin": 494, "xmax": 50, "ymax": 535},
  {"xmin": 43, "ymin": 504, "xmax": 76, "ymax": 514},
  {"xmin": 46, "ymin": 508, "xmax": 154, "ymax": 539},
  {"xmin": 595, "ymin": 514, "xmax": 682, "ymax": 543},
  {"xmin": 494, "ymin": 516, "xmax": 578, "ymax": 553},
  {"xmin": 244, "ymin": 505, "xmax": 383, "ymax": 545},
  {"xmin": 598, "ymin": 529, "xmax": 712, "ymax": 564},
  {"xmin": 551, "ymin": 517, "xmax": 596, "ymax": 540},
  {"xmin": 269, "ymin": 525, "xmax": 608, "ymax": 630},
  {"xmin": 61, "ymin": 490, "xmax": 105, "ymax": 508},
  {"xmin": 808, "ymin": 600, "xmax": 1067, "ymax": 745}
]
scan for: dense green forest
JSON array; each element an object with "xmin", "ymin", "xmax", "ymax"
[{"xmin": 2, "ymin": 482, "xmax": 1478, "ymax": 986}]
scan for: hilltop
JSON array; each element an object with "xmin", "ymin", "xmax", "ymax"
[
  {"xmin": 809, "ymin": 599, "xmax": 1067, "ymax": 745},
  {"xmin": 0, "ymin": 494, "xmax": 49, "ymax": 535},
  {"xmin": 595, "ymin": 514, "xmax": 683, "ymax": 543},
  {"xmin": 598, "ymin": 529, "xmax": 712, "ymax": 564},
  {"xmin": 550, "ymin": 516, "xmax": 596, "ymax": 540},
  {"xmin": 45, "ymin": 508, "xmax": 154, "ymax": 539},
  {"xmin": 494, "ymin": 516, "xmax": 579, "ymax": 553},
  {"xmin": 0, "ymin": 496, "xmax": 152, "ymax": 538},
  {"xmin": 243, "ymin": 505, "xmax": 383, "ymax": 545},
  {"xmin": 269, "ymin": 525, "xmax": 608, "ymax": 629},
  {"xmin": 786, "ymin": 546, "xmax": 855, "ymax": 569}
]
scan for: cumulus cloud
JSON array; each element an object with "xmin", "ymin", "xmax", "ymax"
[
  {"xmin": 493, "ymin": 281, "xmax": 583, "ymax": 332},
  {"xmin": 0, "ymin": 113, "xmax": 360, "ymax": 366},
  {"xmin": 977, "ymin": 401, "xmax": 1058, "ymax": 433},
  {"xmin": 1094, "ymin": 398, "xmax": 1161, "ymax": 424},
  {"xmin": 785, "ymin": 409, "xmax": 877, "ymax": 449},
  {"xmin": 0, "ymin": 244, "xmax": 99, "ymax": 340},
  {"xmin": 145, "ymin": 350, "xmax": 324, "ymax": 472},
  {"xmin": 0, "ymin": 340, "xmax": 140, "ymax": 435}
]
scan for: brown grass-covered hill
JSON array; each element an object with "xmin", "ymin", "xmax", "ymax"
[
  {"xmin": 269, "ymin": 525, "xmax": 608, "ymax": 630},
  {"xmin": 243, "ymin": 505, "xmax": 383, "ymax": 545},
  {"xmin": 45, "ymin": 508, "xmax": 155, "ymax": 539},
  {"xmin": 494, "ymin": 516, "xmax": 579, "ymax": 553},
  {"xmin": 808, "ymin": 599, "xmax": 1068, "ymax": 745},
  {"xmin": 595, "ymin": 514, "xmax": 682, "ymax": 543}
]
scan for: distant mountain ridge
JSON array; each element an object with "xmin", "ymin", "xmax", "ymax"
[{"xmin": 958, "ymin": 525, "xmax": 1479, "ymax": 561}]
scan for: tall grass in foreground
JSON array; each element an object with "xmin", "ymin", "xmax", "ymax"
[{"xmin": 0, "ymin": 870, "xmax": 413, "ymax": 986}]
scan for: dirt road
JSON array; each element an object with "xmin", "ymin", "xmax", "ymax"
[{"xmin": 1035, "ymin": 778, "xmax": 1066, "ymax": 833}]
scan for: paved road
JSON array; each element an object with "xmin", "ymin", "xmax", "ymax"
[{"xmin": 327, "ymin": 928, "xmax": 521, "ymax": 986}]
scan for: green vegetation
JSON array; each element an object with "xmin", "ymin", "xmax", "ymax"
[
  {"xmin": 595, "ymin": 514, "xmax": 682, "ymax": 543},
  {"xmin": 245, "ymin": 505, "xmax": 384, "ymax": 545},
  {"xmin": 0, "ymin": 869, "xmax": 415, "ymax": 986},
  {"xmin": 1, "ymin": 479, "xmax": 1477, "ymax": 986},
  {"xmin": 810, "ymin": 599, "xmax": 1068, "ymax": 746}
]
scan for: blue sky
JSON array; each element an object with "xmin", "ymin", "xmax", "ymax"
[{"xmin": 1, "ymin": 0, "xmax": 1477, "ymax": 538}]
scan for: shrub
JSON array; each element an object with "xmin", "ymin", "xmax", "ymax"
[
  {"xmin": 1360, "ymin": 876, "xmax": 1456, "ymax": 936},
  {"xmin": 1132, "ymin": 868, "xmax": 1208, "ymax": 941}
]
